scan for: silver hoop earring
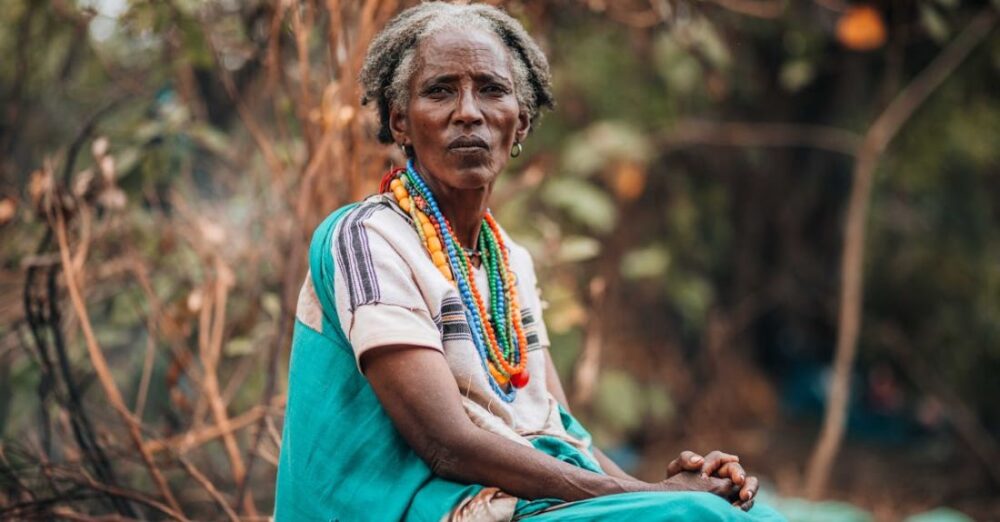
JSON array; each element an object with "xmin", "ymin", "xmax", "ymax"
[
  {"xmin": 399, "ymin": 143, "xmax": 408, "ymax": 155},
  {"xmin": 510, "ymin": 142, "xmax": 522, "ymax": 158}
]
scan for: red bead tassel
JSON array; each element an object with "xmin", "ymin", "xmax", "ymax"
[{"xmin": 378, "ymin": 167, "xmax": 406, "ymax": 194}]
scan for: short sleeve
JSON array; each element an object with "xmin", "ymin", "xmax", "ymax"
[
  {"xmin": 331, "ymin": 204, "xmax": 443, "ymax": 371},
  {"xmin": 509, "ymin": 243, "xmax": 551, "ymax": 350}
]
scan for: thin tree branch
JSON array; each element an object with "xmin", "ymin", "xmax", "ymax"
[
  {"xmin": 51, "ymin": 207, "xmax": 186, "ymax": 519},
  {"xmin": 805, "ymin": 7, "xmax": 998, "ymax": 499},
  {"xmin": 661, "ymin": 120, "xmax": 864, "ymax": 157},
  {"xmin": 703, "ymin": 0, "xmax": 786, "ymax": 19},
  {"xmin": 50, "ymin": 468, "xmax": 185, "ymax": 521},
  {"xmin": 143, "ymin": 398, "xmax": 282, "ymax": 455},
  {"xmin": 176, "ymin": 455, "xmax": 241, "ymax": 522}
]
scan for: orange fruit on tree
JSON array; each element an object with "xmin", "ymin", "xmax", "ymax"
[{"xmin": 836, "ymin": 5, "xmax": 887, "ymax": 51}]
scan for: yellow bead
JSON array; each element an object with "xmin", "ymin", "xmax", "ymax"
[
  {"xmin": 422, "ymin": 223, "xmax": 436, "ymax": 237},
  {"xmin": 437, "ymin": 264, "xmax": 452, "ymax": 280},
  {"xmin": 490, "ymin": 366, "xmax": 509, "ymax": 386},
  {"xmin": 392, "ymin": 186, "xmax": 407, "ymax": 201},
  {"xmin": 417, "ymin": 212, "xmax": 430, "ymax": 224},
  {"xmin": 431, "ymin": 250, "xmax": 447, "ymax": 266},
  {"xmin": 400, "ymin": 198, "xmax": 412, "ymax": 212},
  {"xmin": 427, "ymin": 236, "xmax": 442, "ymax": 252},
  {"xmin": 390, "ymin": 179, "xmax": 402, "ymax": 190}
]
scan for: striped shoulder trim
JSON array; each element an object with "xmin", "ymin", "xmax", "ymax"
[
  {"xmin": 334, "ymin": 200, "xmax": 392, "ymax": 311},
  {"xmin": 433, "ymin": 296, "xmax": 472, "ymax": 342},
  {"xmin": 520, "ymin": 308, "xmax": 543, "ymax": 351},
  {"xmin": 431, "ymin": 296, "xmax": 544, "ymax": 351}
]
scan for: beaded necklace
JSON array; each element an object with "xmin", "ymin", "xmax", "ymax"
[{"xmin": 383, "ymin": 160, "xmax": 530, "ymax": 402}]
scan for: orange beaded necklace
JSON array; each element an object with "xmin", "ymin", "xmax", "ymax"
[{"xmin": 381, "ymin": 163, "xmax": 530, "ymax": 399}]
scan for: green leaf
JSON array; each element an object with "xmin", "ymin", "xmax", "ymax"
[
  {"xmin": 187, "ymin": 123, "xmax": 233, "ymax": 159},
  {"xmin": 542, "ymin": 178, "xmax": 618, "ymax": 234},
  {"xmin": 645, "ymin": 384, "xmax": 676, "ymax": 423},
  {"xmin": 666, "ymin": 272, "xmax": 713, "ymax": 328},
  {"xmin": 261, "ymin": 292, "xmax": 282, "ymax": 320},
  {"xmin": 621, "ymin": 245, "xmax": 671, "ymax": 280},
  {"xmin": 556, "ymin": 235, "xmax": 602, "ymax": 263},
  {"xmin": 114, "ymin": 146, "xmax": 142, "ymax": 178},
  {"xmin": 562, "ymin": 121, "xmax": 653, "ymax": 177},
  {"xmin": 780, "ymin": 59, "xmax": 815, "ymax": 92},
  {"xmin": 225, "ymin": 337, "xmax": 255, "ymax": 357},
  {"xmin": 594, "ymin": 369, "xmax": 644, "ymax": 435},
  {"xmin": 919, "ymin": 4, "xmax": 950, "ymax": 43},
  {"xmin": 654, "ymin": 35, "xmax": 703, "ymax": 94},
  {"xmin": 540, "ymin": 281, "xmax": 587, "ymax": 333},
  {"xmin": 687, "ymin": 17, "xmax": 731, "ymax": 70}
]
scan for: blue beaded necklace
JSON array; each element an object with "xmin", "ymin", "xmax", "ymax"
[{"xmin": 402, "ymin": 160, "xmax": 522, "ymax": 402}]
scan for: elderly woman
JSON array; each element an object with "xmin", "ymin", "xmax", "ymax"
[{"xmin": 275, "ymin": 3, "xmax": 783, "ymax": 521}]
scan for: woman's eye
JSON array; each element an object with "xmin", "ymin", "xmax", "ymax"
[
  {"xmin": 425, "ymin": 86, "xmax": 450, "ymax": 96},
  {"xmin": 482, "ymin": 84, "xmax": 509, "ymax": 95}
]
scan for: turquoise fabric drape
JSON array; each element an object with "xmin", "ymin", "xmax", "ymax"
[
  {"xmin": 515, "ymin": 492, "xmax": 787, "ymax": 521},
  {"xmin": 274, "ymin": 205, "xmax": 785, "ymax": 522},
  {"xmin": 275, "ymin": 204, "xmax": 480, "ymax": 521}
]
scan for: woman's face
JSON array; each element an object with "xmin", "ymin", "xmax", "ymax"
[{"xmin": 390, "ymin": 30, "xmax": 530, "ymax": 191}]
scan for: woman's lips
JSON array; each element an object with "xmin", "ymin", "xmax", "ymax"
[
  {"xmin": 450, "ymin": 147, "xmax": 487, "ymax": 155},
  {"xmin": 448, "ymin": 136, "xmax": 489, "ymax": 154}
]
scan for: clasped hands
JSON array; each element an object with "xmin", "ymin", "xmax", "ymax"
[{"xmin": 658, "ymin": 450, "xmax": 758, "ymax": 511}]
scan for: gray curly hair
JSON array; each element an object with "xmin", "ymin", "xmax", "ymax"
[{"xmin": 360, "ymin": 2, "xmax": 555, "ymax": 145}]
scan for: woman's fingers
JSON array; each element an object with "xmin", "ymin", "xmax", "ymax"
[
  {"xmin": 718, "ymin": 461, "xmax": 756, "ymax": 508},
  {"xmin": 706, "ymin": 476, "xmax": 736, "ymax": 500},
  {"xmin": 740, "ymin": 475, "xmax": 759, "ymax": 503},
  {"xmin": 717, "ymin": 461, "xmax": 747, "ymax": 485},
  {"xmin": 666, "ymin": 450, "xmax": 704, "ymax": 477},
  {"xmin": 699, "ymin": 450, "xmax": 739, "ymax": 478}
]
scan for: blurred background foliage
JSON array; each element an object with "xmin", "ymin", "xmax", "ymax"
[{"xmin": 0, "ymin": 0, "xmax": 997, "ymax": 519}]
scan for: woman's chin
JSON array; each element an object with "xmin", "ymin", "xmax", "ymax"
[
  {"xmin": 450, "ymin": 170, "xmax": 495, "ymax": 190},
  {"xmin": 442, "ymin": 159, "xmax": 498, "ymax": 188}
]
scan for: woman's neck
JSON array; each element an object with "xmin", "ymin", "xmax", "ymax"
[{"xmin": 412, "ymin": 161, "xmax": 492, "ymax": 249}]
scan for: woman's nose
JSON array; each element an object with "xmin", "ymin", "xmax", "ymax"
[{"xmin": 452, "ymin": 88, "xmax": 484, "ymax": 126}]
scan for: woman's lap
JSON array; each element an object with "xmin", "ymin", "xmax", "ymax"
[{"xmin": 517, "ymin": 491, "xmax": 786, "ymax": 521}]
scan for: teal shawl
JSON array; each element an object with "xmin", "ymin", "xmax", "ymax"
[{"xmin": 273, "ymin": 204, "xmax": 601, "ymax": 521}]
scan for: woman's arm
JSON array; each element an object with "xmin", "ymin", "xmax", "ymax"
[{"xmin": 361, "ymin": 345, "xmax": 729, "ymax": 502}]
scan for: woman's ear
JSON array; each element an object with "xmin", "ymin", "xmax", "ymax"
[
  {"xmin": 515, "ymin": 109, "xmax": 531, "ymax": 144},
  {"xmin": 389, "ymin": 106, "xmax": 409, "ymax": 146}
]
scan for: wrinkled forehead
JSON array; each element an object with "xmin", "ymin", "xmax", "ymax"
[{"xmin": 411, "ymin": 28, "xmax": 514, "ymax": 83}]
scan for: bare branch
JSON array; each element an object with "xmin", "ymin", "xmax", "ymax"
[
  {"xmin": 661, "ymin": 119, "xmax": 864, "ymax": 157},
  {"xmin": 805, "ymin": 7, "xmax": 998, "ymax": 499},
  {"xmin": 51, "ymin": 207, "xmax": 186, "ymax": 519},
  {"xmin": 703, "ymin": 0, "xmax": 785, "ymax": 19}
]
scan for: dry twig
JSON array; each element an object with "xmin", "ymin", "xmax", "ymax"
[
  {"xmin": 51, "ymin": 207, "xmax": 186, "ymax": 519},
  {"xmin": 805, "ymin": 7, "xmax": 998, "ymax": 498}
]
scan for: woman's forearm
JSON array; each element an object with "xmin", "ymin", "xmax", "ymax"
[
  {"xmin": 362, "ymin": 346, "xmax": 662, "ymax": 502},
  {"xmin": 431, "ymin": 423, "xmax": 657, "ymax": 502}
]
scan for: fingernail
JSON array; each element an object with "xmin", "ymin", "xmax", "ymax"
[
  {"xmin": 692, "ymin": 456, "xmax": 703, "ymax": 463},
  {"xmin": 747, "ymin": 491, "xmax": 754, "ymax": 500}
]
